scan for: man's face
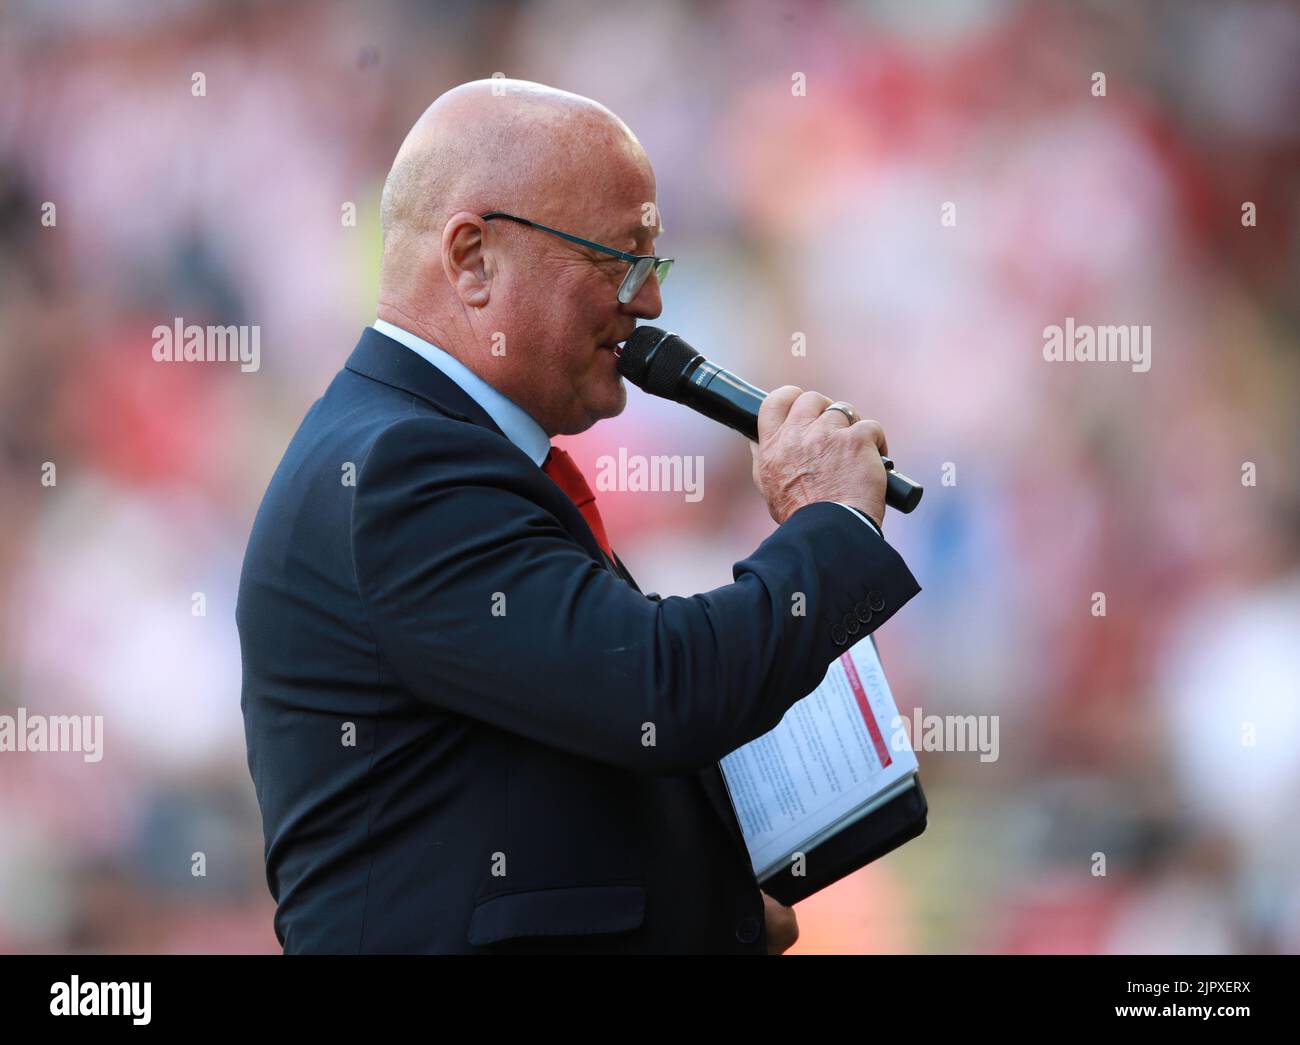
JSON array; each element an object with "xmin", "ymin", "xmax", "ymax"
[{"xmin": 493, "ymin": 161, "xmax": 664, "ymax": 436}]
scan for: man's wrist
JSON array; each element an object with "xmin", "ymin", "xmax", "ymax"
[{"xmin": 832, "ymin": 501, "xmax": 883, "ymax": 537}]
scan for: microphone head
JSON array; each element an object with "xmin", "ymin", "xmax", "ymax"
[{"xmin": 616, "ymin": 326, "xmax": 699, "ymax": 400}]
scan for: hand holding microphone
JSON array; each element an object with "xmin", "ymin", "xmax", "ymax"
[
  {"xmin": 750, "ymin": 385, "xmax": 891, "ymax": 529},
  {"xmin": 615, "ymin": 326, "xmax": 923, "ymax": 531}
]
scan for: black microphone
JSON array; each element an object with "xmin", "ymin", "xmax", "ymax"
[{"xmin": 616, "ymin": 326, "xmax": 923, "ymax": 514}]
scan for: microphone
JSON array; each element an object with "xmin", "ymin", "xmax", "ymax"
[{"xmin": 616, "ymin": 326, "xmax": 923, "ymax": 514}]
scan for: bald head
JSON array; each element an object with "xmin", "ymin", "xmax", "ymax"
[
  {"xmin": 380, "ymin": 79, "xmax": 648, "ymax": 256},
  {"xmin": 375, "ymin": 79, "xmax": 665, "ymax": 437}
]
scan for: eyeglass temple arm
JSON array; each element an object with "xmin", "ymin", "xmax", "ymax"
[{"xmin": 482, "ymin": 212, "xmax": 655, "ymax": 265}]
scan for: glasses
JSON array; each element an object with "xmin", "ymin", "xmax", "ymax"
[{"xmin": 481, "ymin": 211, "xmax": 673, "ymax": 305}]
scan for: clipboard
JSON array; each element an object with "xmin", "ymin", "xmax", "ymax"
[
  {"xmin": 720, "ymin": 634, "xmax": 929, "ymax": 906},
  {"xmin": 756, "ymin": 776, "xmax": 928, "ymax": 906}
]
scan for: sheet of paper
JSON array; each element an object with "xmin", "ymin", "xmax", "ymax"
[{"xmin": 720, "ymin": 636, "xmax": 918, "ymax": 879}]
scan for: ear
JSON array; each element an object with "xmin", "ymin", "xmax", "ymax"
[{"xmin": 442, "ymin": 212, "xmax": 493, "ymax": 307}]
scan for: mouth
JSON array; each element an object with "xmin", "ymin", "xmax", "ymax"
[{"xmin": 602, "ymin": 333, "xmax": 633, "ymax": 357}]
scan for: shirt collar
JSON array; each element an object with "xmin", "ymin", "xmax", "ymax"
[{"xmin": 372, "ymin": 319, "xmax": 551, "ymax": 467}]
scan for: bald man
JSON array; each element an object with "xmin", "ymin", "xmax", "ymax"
[{"xmin": 237, "ymin": 79, "xmax": 920, "ymax": 954}]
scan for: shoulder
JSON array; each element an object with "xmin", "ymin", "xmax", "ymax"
[
  {"xmin": 350, "ymin": 414, "xmax": 552, "ymax": 536},
  {"xmin": 359, "ymin": 413, "xmax": 536, "ymax": 484}
]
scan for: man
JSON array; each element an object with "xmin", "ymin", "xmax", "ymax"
[{"xmin": 237, "ymin": 79, "xmax": 920, "ymax": 954}]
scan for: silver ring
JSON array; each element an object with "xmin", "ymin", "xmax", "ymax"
[{"xmin": 822, "ymin": 401, "xmax": 859, "ymax": 426}]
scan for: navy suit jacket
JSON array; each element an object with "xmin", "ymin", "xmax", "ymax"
[{"xmin": 237, "ymin": 327, "xmax": 921, "ymax": 953}]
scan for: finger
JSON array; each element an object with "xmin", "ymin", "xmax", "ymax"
[
  {"xmin": 757, "ymin": 385, "xmax": 803, "ymax": 443},
  {"xmin": 773, "ymin": 910, "xmax": 798, "ymax": 946},
  {"xmin": 761, "ymin": 892, "xmax": 799, "ymax": 953},
  {"xmin": 785, "ymin": 389, "xmax": 834, "ymax": 428},
  {"xmin": 851, "ymin": 419, "xmax": 888, "ymax": 456},
  {"xmin": 815, "ymin": 403, "xmax": 856, "ymax": 430}
]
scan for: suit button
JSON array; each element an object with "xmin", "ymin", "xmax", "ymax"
[
  {"xmin": 867, "ymin": 590, "xmax": 885, "ymax": 612},
  {"xmin": 831, "ymin": 624, "xmax": 848, "ymax": 646},
  {"xmin": 842, "ymin": 612, "xmax": 860, "ymax": 636},
  {"xmin": 735, "ymin": 916, "xmax": 761, "ymax": 944},
  {"xmin": 854, "ymin": 600, "xmax": 873, "ymax": 623}
]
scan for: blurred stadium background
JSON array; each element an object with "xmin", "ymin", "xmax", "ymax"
[{"xmin": 1, "ymin": 0, "xmax": 1298, "ymax": 954}]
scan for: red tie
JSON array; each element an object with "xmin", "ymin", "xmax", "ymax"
[{"xmin": 543, "ymin": 446, "xmax": 615, "ymax": 562}]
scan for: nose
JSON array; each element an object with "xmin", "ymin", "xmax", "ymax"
[{"xmin": 621, "ymin": 270, "xmax": 663, "ymax": 320}]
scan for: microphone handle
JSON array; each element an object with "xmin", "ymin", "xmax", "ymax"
[{"xmin": 684, "ymin": 360, "xmax": 924, "ymax": 514}]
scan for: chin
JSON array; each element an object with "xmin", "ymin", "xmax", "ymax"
[
  {"xmin": 558, "ymin": 383, "xmax": 626, "ymax": 435},
  {"xmin": 600, "ymin": 381, "xmax": 628, "ymax": 421}
]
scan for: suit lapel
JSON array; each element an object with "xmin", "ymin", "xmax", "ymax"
[
  {"xmin": 346, "ymin": 327, "xmax": 618, "ymax": 576},
  {"xmin": 608, "ymin": 551, "xmax": 639, "ymax": 588},
  {"xmin": 345, "ymin": 326, "xmax": 509, "ymax": 439}
]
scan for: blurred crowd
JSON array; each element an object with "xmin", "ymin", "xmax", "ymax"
[{"xmin": 0, "ymin": 0, "xmax": 1297, "ymax": 953}]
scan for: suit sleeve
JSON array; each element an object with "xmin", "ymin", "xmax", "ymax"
[
  {"xmin": 833, "ymin": 501, "xmax": 884, "ymax": 537},
  {"xmin": 351, "ymin": 417, "xmax": 921, "ymax": 775}
]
